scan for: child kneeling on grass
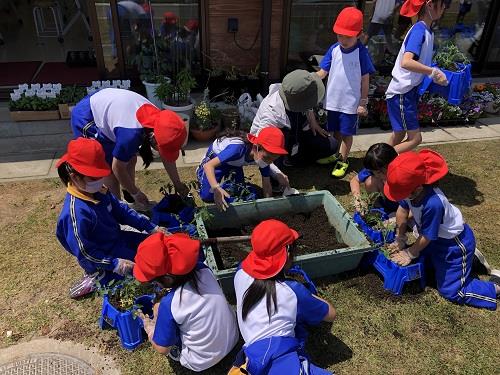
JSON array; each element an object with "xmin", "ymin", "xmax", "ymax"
[
  {"xmin": 134, "ymin": 233, "xmax": 239, "ymax": 372},
  {"xmin": 315, "ymin": 6, "xmax": 375, "ymax": 178},
  {"xmin": 230, "ymin": 219, "xmax": 336, "ymax": 375},
  {"xmin": 350, "ymin": 143, "xmax": 399, "ymax": 214},
  {"xmin": 56, "ymin": 138, "xmax": 165, "ymax": 299},
  {"xmin": 385, "ymin": 149, "xmax": 499, "ymax": 310},
  {"xmin": 197, "ymin": 127, "xmax": 290, "ymax": 211}
]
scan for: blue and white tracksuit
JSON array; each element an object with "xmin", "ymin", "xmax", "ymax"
[
  {"xmin": 399, "ymin": 187, "xmax": 497, "ymax": 310},
  {"xmin": 386, "ymin": 21, "xmax": 434, "ymax": 132},
  {"xmin": 71, "ymin": 88, "xmax": 152, "ymax": 165},
  {"xmin": 320, "ymin": 41, "xmax": 375, "ymax": 136},
  {"xmin": 233, "ymin": 268, "xmax": 333, "ymax": 374},
  {"xmin": 196, "ymin": 137, "xmax": 270, "ymax": 202},
  {"xmin": 56, "ymin": 184, "xmax": 156, "ymax": 280}
]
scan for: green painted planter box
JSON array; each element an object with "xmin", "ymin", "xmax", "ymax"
[{"xmin": 196, "ymin": 190, "xmax": 374, "ymax": 293}]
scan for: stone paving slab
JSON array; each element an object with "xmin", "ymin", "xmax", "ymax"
[
  {"xmin": 439, "ymin": 124, "xmax": 500, "ymax": 139},
  {"xmin": 0, "ymin": 152, "xmax": 55, "ymax": 179}
]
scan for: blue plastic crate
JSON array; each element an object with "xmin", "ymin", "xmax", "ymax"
[
  {"xmin": 363, "ymin": 250, "xmax": 426, "ymax": 295},
  {"xmin": 419, "ymin": 63, "xmax": 472, "ymax": 105},
  {"xmin": 99, "ymin": 294, "xmax": 154, "ymax": 350},
  {"xmin": 353, "ymin": 208, "xmax": 395, "ymax": 245},
  {"xmin": 151, "ymin": 195, "xmax": 195, "ymax": 228}
]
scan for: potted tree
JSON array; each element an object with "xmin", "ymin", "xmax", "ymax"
[
  {"xmin": 190, "ymin": 101, "xmax": 221, "ymax": 141},
  {"xmin": 155, "ymin": 69, "xmax": 197, "ymax": 118}
]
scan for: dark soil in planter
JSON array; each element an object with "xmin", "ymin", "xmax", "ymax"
[{"xmin": 207, "ymin": 207, "xmax": 346, "ymax": 270}]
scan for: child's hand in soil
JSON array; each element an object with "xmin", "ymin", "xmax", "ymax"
[
  {"xmin": 137, "ymin": 310, "xmax": 156, "ymax": 340},
  {"xmin": 387, "ymin": 240, "xmax": 403, "ymax": 255},
  {"xmin": 153, "ymin": 226, "xmax": 171, "ymax": 235},
  {"xmin": 275, "ymin": 172, "xmax": 290, "ymax": 188},
  {"xmin": 113, "ymin": 258, "xmax": 135, "ymax": 276},
  {"xmin": 430, "ymin": 68, "xmax": 448, "ymax": 86},
  {"xmin": 214, "ymin": 186, "xmax": 230, "ymax": 211},
  {"xmin": 390, "ymin": 250, "xmax": 412, "ymax": 266}
]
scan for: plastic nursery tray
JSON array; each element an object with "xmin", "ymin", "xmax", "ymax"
[
  {"xmin": 196, "ymin": 190, "xmax": 374, "ymax": 293},
  {"xmin": 353, "ymin": 208, "xmax": 395, "ymax": 245}
]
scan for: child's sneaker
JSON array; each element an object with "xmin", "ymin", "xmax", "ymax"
[
  {"xmin": 168, "ymin": 346, "xmax": 181, "ymax": 361},
  {"xmin": 316, "ymin": 153, "xmax": 339, "ymax": 165},
  {"xmin": 331, "ymin": 160, "xmax": 349, "ymax": 178}
]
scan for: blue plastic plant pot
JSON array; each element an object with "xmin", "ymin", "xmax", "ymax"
[
  {"xmin": 363, "ymin": 250, "xmax": 426, "ymax": 295},
  {"xmin": 418, "ymin": 63, "xmax": 472, "ymax": 105},
  {"xmin": 353, "ymin": 208, "xmax": 395, "ymax": 245},
  {"xmin": 99, "ymin": 294, "xmax": 154, "ymax": 351},
  {"xmin": 151, "ymin": 195, "xmax": 195, "ymax": 227},
  {"xmin": 168, "ymin": 224, "xmax": 198, "ymax": 237},
  {"xmin": 286, "ymin": 265, "xmax": 318, "ymax": 295}
]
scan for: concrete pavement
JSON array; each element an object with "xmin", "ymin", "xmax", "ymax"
[{"xmin": 0, "ymin": 101, "xmax": 499, "ymax": 182}]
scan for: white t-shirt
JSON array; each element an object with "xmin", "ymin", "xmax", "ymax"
[
  {"xmin": 250, "ymin": 84, "xmax": 291, "ymax": 136},
  {"xmin": 89, "ymin": 88, "xmax": 152, "ymax": 142},
  {"xmin": 386, "ymin": 21, "xmax": 434, "ymax": 97},
  {"xmin": 372, "ymin": 0, "xmax": 396, "ymax": 24},
  {"xmin": 234, "ymin": 268, "xmax": 329, "ymax": 346},
  {"xmin": 153, "ymin": 266, "xmax": 239, "ymax": 371}
]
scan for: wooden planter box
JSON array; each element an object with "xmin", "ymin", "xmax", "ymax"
[
  {"xmin": 58, "ymin": 104, "xmax": 72, "ymax": 119},
  {"xmin": 10, "ymin": 110, "xmax": 60, "ymax": 122}
]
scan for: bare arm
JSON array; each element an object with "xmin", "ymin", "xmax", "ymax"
[
  {"xmin": 401, "ymin": 52, "xmax": 434, "ymax": 75},
  {"xmin": 360, "ymin": 74, "xmax": 369, "ymax": 104},
  {"xmin": 262, "ymin": 176, "xmax": 272, "ymax": 198},
  {"xmin": 306, "ymin": 109, "xmax": 329, "ymax": 137},
  {"xmin": 316, "ymin": 69, "xmax": 328, "ymax": 80},
  {"xmin": 395, "ymin": 205, "xmax": 410, "ymax": 239},
  {"xmin": 112, "ymin": 158, "xmax": 139, "ymax": 194},
  {"xmin": 313, "ymin": 294, "xmax": 336, "ymax": 322},
  {"xmin": 350, "ymin": 175, "xmax": 362, "ymax": 199},
  {"xmin": 202, "ymin": 157, "xmax": 222, "ymax": 190},
  {"xmin": 162, "ymin": 160, "xmax": 188, "ymax": 196}
]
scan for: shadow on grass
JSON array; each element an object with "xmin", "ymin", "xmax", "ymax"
[
  {"xmin": 306, "ymin": 322, "xmax": 353, "ymax": 368},
  {"xmin": 439, "ymin": 172, "xmax": 484, "ymax": 207}
]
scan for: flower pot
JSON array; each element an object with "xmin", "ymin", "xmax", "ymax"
[
  {"xmin": 162, "ymin": 98, "xmax": 195, "ymax": 119},
  {"xmin": 221, "ymin": 107, "xmax": 240, "ymax": 129},
  {"xmin": 485, "ymin": 101, "xmax": 499, "ymax": 114},
  {"xmin": 58, "ymin": 104, "xmax": 71, "ymax": 119},
  {"xmin": 418, "ymin": 63, "xmax": 472, "ymax": 105},
  {"xmin": 207, "ymin": 75, "xmax": 226, "ymax": 100},
  {"xmin": 142, "ymin": 78, "xmax": 171, "ymax": 109},
  {"xmin": 10, "ymin": 110, "xmax": 60, "ymax": 122},
  {"xmin": 190, "ymin": 124, "xmax": 220, "ymax": 142},
  {"xmin": 353, "ymin": 208, "xmax": 395, "ymax": 245}
]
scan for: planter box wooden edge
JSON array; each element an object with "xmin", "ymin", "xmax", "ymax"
[{"xmin": 10, "ymin": 110, "xmax": 61, "ymax": 122}]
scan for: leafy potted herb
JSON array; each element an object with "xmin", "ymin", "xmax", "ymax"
[
  {"xmin": 98, "ymin": 277, "xmax": 155, "ymax": 350},
  {"xmin": 419, "ymin": 42, "xmax": 472, "ymax": 105},
  {"xmin": 155, "ymin": 69, "xmax": 197, "ymax": 117},
  {"xmin": 190, "ymin": 101, "xmax": 221, "ymax": 141}
]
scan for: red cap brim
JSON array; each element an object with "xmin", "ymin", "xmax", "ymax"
[
  {"xmin": 56, "ymin": 153, "xmax": 111, "ymax": 178},
  {"xmin": 247, "ymin": 133, "xmax": 288, "ymax": 155},
  {"xmin": 333, "ymin": 25, "xmax": 359, "ymax": 37}
]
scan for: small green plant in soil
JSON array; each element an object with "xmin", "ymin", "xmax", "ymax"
[
  {"xmin": 96, "ymin": 277, "xmax": 155, "ymax": 312},
  {"xmin": 9, "ymin": 94, "xmax": 59, "ymax": 111},
  {"xmin": 434, "ymin": 42, "xmax": 470, "ymax": 72}
]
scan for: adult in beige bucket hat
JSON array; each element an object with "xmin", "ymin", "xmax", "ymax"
[{"xmin": 279, "ymin": 69, "xmax": 325, "ymax": 112}]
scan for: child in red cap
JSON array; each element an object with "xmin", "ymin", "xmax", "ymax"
[
  {"xmin": 133, "ymin": 233, "xmax": 239, "ymax": 371},
  {"xmin": 231, "ymin": 219, "xmax": 336, "ymax": 374},
  {"xmin": 385, "ymin": 0, "xmax": 448, "ymax": 154},
  {"xmin": 55, "ymin": 138, "xmax": 165, "ymax": 299},
  {"xmin": 315, "ymin": 6, "xmax": 376, "ymax": 179},
  {"xmin": 71, "ymin": 88, "xmax": 188, "ymax": 211},
  {"xmin": 385, "ymin": 149, "xmax": 499, "ymax": 310},
  {"xmin": 197, "ymin": 127, "xmax": 292, "ymax": 211}
]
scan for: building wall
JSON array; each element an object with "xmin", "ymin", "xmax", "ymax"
[{"xmin": 206, "ymin": 0, "xmax": 284, "ymax": 79}]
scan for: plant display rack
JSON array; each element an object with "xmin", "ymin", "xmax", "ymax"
[{"xmin": 196, "ymin": 190, "xmax": 374, "ymax": 293}]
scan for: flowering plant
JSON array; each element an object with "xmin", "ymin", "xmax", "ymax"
[{"xmin": 193, "ymin": 101, "xmax": 221, "ymax": 130}]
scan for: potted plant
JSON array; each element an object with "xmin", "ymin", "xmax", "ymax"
[
  {"xmin": 155, "ymin": 69, "xmax": 197, "ymax": 117},
  {"xmin": 419, "ymin": 42, "xmax": 472, "ymax": 105},
  {"xmin": 190, "ymin": 100, "xmax": 221, "ymax": 141},
  {"xmin": 58, "ymin": 85, "xmax": 87, "ymax": 119},
  {"xmin": 206, "ymin": 66, "xmax": 226, "ymax": 100},
  {"xmin": 134, "ymin": 37, "xmax": 172, "ymax": 108},
  {"xmin": 9, "ymin": 92, "xmax": 60, "ymax": 121},
  {"xmin": 474, "ymin": 83, "xmax": 500, "ymax": 114},
  {"xmin": 224, "ymin": 66, "xmax": 240, "ymax": 101},
  {"xmin": 97, "ymin": 277, "xmax": 155, "ymax": 350},
  {"xmin": 241, "ymin": 64, "xmax": 260, "ymax": 100}
]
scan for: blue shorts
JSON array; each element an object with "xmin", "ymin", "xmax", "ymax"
[
  {"xmin": 326, "ymin": 110, "xmax": 358, "ymax": 136},
  {"xmin": 71, "ymin": 95, "xmax": 115, "ymax": 165},
  {"xmin": 386, "ymin": 86, "xmax": 419, "ymax": 132}
]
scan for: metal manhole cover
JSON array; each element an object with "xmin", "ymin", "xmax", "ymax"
[{"xmin": 0, "ymin": 353, "xmax": 94, "ymax": 375}]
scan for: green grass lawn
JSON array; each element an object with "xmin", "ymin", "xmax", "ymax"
[{"xmin": 0, "ymin": 140, "xmax": 498, "ymax": 374}]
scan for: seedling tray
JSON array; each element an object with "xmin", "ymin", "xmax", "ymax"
[{"xmin": 196, "ymin": 190, "xmax": 373, "ymax": 293}]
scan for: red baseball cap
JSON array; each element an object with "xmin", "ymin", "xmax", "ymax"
[
  {"xmin": 384, "ymin": 149, "xmax": 448, "ymax": 202},
  {"xmin": 56, "ymin": 138, "xmax": 111, "ymax": 178},
  {"xmin": 136, "ymin": 104, "xmax": 187, "ymax": 162},
  {"xmin": 242, "ymin": 219, "xmax": 299, "ymax": 279},
  {"xmin": 400, "ymin": 0, "xmax": 426, "ymax": 17},
  {"xmin": 333, "ymin": 7, "xmax": 363, "ymax": 37},
  {"xmin": 133, "ymin": 232, "xmax": 200, "ymax": 282},
  {"xmin": 184, "ymin": 19, "xmax": 199, "ymax": 31},
  {"xmin": 163, "ymin": 11, "xmax": 178, "ymax": 24},
  {"xmin": 247, "ymin": 127, "xmax": 288, "ymax": 155}
]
